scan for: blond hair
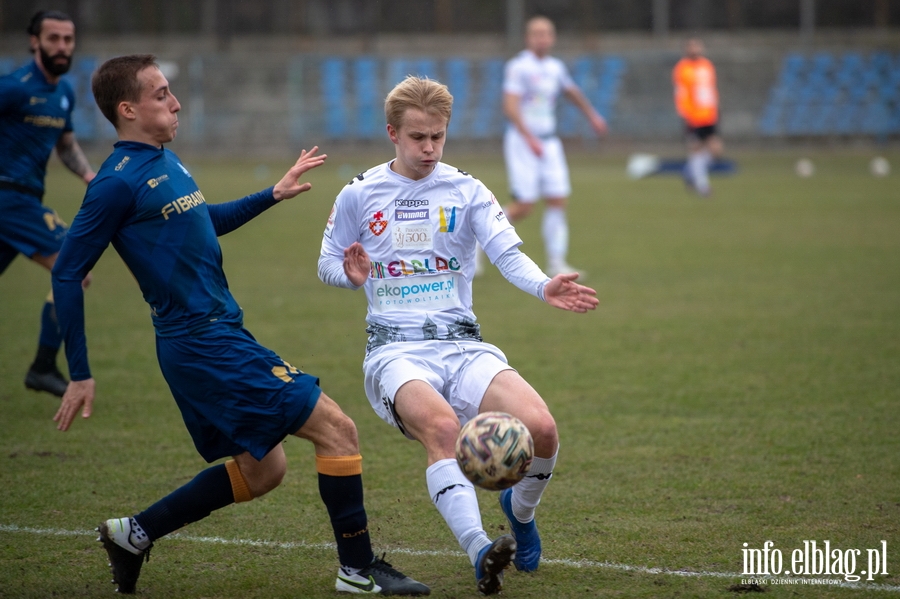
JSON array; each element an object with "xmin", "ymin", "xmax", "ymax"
[{"xmin": 384, "ymin": 76, "xmax": 453, "ymax": 130}]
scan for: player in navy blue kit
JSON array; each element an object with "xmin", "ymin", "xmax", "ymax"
[
  {"xmin": 51, "ymin": 54, "xmax": 429, "ymax": 596},
  {"xmin": 0, "ymin": 10, "xmax": 95, "ymax": 397}
]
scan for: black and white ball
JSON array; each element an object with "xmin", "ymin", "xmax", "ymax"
[{"xmin": 455, "ymin": 411, "xmax": 534, "ymax": 491}]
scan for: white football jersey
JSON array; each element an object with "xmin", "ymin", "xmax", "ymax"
[
  {"xmin": 321, "ymin": 161, "xmax": 521, "ymax": 351},
  {"xmin": 503, "ymin": 49, "xmax": 576, "ymax": 137}
]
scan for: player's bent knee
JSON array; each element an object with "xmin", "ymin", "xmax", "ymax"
[
  {"xmin": 528, "ymin": 414, "xmax": 559, "ymax": 457},
  {"xmin": 329, "ymin": 412, "xmax": 361, "ymax": 454},
  {"xmin": 232, "ymin": 450, "xmax": 287, "ymax": 498},
  {"xmin": 295, "ymin": 392, "xmax": 361, "ymax": 455}
]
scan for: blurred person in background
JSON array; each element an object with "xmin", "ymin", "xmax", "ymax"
[
  {"xmin": 673, "ymin": 38, "xmax": 722, "ymax": 197},
  {"xmin": 0, "ymin": 9, "xmax": 95, "ymax": 397},
  {"xmin": 499, "ymin": 15, "xmax": 607, "ymax": 278}
]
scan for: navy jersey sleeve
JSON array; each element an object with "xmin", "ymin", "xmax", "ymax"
[
  {"xmin": 0, "ymin": 78, "xmax": 21, "ymax": 114},
  {"xmin": 207, "ymin": 187, "xmax": 278, "ymax": 236},
  {"xmin": 52, "ymin": 176, "xmax": 135, "ymax": 380}
]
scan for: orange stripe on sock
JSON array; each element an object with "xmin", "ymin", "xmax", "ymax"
[
  {"xmin": 316, "ymin": 454, "xmax": 363, "ymax": 477},
  {"xmin": 225, "ymin": 459, "xmax": 253, "ymax": 503}
]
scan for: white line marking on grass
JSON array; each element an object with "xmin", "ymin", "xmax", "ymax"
[{"xmin": 3, "ymin": 524, "xmax": 899, "ymax": 593}]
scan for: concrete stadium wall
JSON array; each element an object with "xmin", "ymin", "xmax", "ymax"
[{"xmin": 3, "ymin": 30, "xmax": 898, "ymax": 156}]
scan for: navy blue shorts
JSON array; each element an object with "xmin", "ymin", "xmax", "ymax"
[
  {"xmin": 0, "ymin": 190, "xmax": 67, "ymax": 274},
  {"xmin": 156, "ymin": 326, "xmax": 321, "ymax": 462}
]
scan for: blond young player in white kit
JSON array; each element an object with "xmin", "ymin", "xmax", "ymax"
[
  {"xmin": 502, "ymin": 15, "xmax": 607, "ymax": 277},
  {"xmin": 318, "ymin": 76, "xmax": 598, "ymax": 595}
]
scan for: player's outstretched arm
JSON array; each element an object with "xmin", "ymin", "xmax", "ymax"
[
  {"xmin": 273, "ymin": 146, "xmax": 327, "ymax": 201},
  {"xmin": 53, "ymin": 378, "xmax": 95, "ymax": 431},
  {"xmin": 343, "ymin": 242, "xmax": 370, "ymax": 287},
  {"xmin": 563, "ymin": 87, "xmax": 607, "ymax": 136},
  {"xmin": 544, "ymin": 273, "xmax": 599, "ymax": 313}
]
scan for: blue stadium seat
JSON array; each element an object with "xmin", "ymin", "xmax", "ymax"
[
  {"xmin": 559, "ymin": 57, "xmax": 594, "ymax": 136},
  {"xmin": 0, "ymin": 56, "xmax": 19, "ymax": 75},
  {"xmin": 353, "ymin": 56, "xmax": 381, "ymax": 139},
  {"xmin": 859, "ymin": 100, "xmax": 891, "ymax": 135},
  {"xmin": 321, "ymin": 58, "xmax": 349, "ymax": 139},
  {"xmin": 598, "ymin": 56, "xmax": 626, "ymax": 120},
  {"xmin": 445, "ymin": 58, "xmax": 471, "ymax": 136},
  {"xmin": 65, "ymin": 56, "xmax": 101, "ymax": 141},
  {"xmin": 558, "ymin": 55, "xmax": 625, "ymax": 137},
  {"xmin": 386, "ymin": 58, "xmax": 439, "ymax": 88},
  {"xmin": 471, "ymin": 59, "xmax": 504, "ymax": 138},
  {"xmin": 760, "ymin": 50, "xmax": 900, "ymax": 138},
  {"xmin": 889, "ymin": 105, "xmax": 900, "ymax": 133}
]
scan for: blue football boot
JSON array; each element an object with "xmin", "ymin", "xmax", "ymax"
[{"xmin": 499, "ymin": 488, "xmax": 541, "ymax": 571}]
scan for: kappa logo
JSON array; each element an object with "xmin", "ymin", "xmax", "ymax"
[
  {"xmin": 395, "ymin": 199, "xmax": 429, "ymax": 208},
  {"xmin": 60, "ymin": 96, "xmax": 70, "ymax": 111},
  {"xmin": 369, "ymin": 210, "xmax": 388, "ymax": 236}
]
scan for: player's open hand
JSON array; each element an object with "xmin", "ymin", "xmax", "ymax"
[
  {"xmin": 53, "ymin": 378, "xmax": 95, "ymax": 431},
  {"xmin": 527, "ymin": 134, "xmax": 544, "ymax": 157},
  {"xmin": 544, "ymin": 273, "xmax": 599, "ymax": 313},
  {"xmin": 343, "ymin": 242, "xmax": 371, "ymax": 287},
  {"xmin": 273, "ymin": 147, "xmax": 328, "ymax": 200}
]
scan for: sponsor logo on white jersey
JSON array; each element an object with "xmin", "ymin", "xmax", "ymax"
[{"xmin": 370, "ymin": 273, "xmax": 460, "ymax": 314}]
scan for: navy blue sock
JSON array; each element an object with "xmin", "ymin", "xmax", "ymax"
[
  {"xmin": 319, "ymin": 473, "xmax": 373, "ymax": 569},
  {"xmin": 32, "ymin": 301, "xmax": 61, "ymax": 372},
  {"xmin": 38, "ymin": 300, "xmax": 62, "ymax": 350},
  {"xmin": 134, "ymin": 464, "xmax": 234, "ymax": 542}
]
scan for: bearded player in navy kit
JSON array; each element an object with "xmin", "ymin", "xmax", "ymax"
[
  {"xmin": 319, "ymin": 76, "xmax": 598, "ymax": 595},
  {"xmin": 51, "ymin": 55, "xmax": 429, "ymax": 596},
  {"xmin": 0, "ymin": 10, "xmax": 95, "ymax": 397}
]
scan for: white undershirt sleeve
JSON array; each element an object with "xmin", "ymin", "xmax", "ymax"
[
  {"xmin": 317, "ymin": 254, "xmax": 363, "ymax": 290},
  {"xmin": 494, "ymin": 247, "xmax": 551, "ymax": 302}
]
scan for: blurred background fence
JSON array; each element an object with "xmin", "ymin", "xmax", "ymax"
[{"xmin": 2, "ymin": 0, "xmax": 899, "ymax": 154}]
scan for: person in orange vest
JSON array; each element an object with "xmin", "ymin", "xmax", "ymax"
[{"xmin": 672, "ymin": 38, "xmax": 722, "ymax": 197}]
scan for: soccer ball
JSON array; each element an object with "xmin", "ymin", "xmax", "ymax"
[
  {"xmin": 870, "ymin": 156, "xmax": 890, "ymax": 177},
  {"xmin": 455, "ymin": 411, "xmax": 534, "ymax": 491},
  {"xmin": 795, "ymin": 158, "xmax": 815, "ymax": 178}
]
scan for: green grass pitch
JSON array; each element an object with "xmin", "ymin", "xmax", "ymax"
[{"xmin": 1, "ymin": 147, "xmax": 899, "ymax": 597}]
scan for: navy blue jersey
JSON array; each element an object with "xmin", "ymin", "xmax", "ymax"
[
  {"xmin": 52, "ymin": 140, "xmax": 278, "ymax": 379},
  {"xmin": 0, "ymin": 61, "xmax": 75, "ymax": 196}
]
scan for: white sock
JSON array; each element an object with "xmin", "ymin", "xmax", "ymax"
[
  {"xmin": 542, "ymin": 207, "xmax": 569, "ymax": 269},
  {"xmin": 427, "ymin": 458, "xmax": 490, "ymax": 566},
  {"xmin": 689, "ymin": 150, "xmax": 711, "ymax": 195},
  {"xmin": 510, "ymin": 448, "xmax": 558, "ymax": 523},
  {"xmin": 340, "ymin": 564, "xmax": 362, "ymax": 576}
]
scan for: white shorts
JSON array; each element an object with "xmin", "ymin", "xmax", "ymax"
[
  {"xmin": 503, "ymin": 128, "xmax": 571, "ymax": 202},
  {"xmin": 362, "ymin": 340, "xmax": 514, "ymax": 439}
]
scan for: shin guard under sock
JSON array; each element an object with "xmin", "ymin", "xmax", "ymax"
[{"xmin": 317, "ymin": 454, "xmax": 373, "ymax": 569}]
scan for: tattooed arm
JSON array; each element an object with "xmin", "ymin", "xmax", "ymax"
[{"xmin": 55, "ymin": 132, "xmax": 96, "ymax": 184}]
